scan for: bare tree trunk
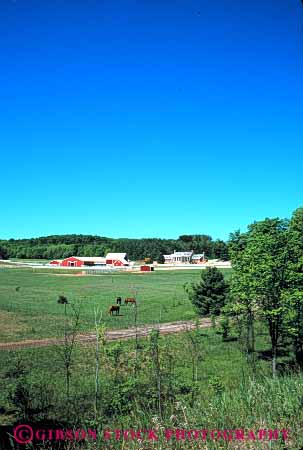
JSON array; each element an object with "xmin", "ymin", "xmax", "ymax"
[
  {"xmin": 94, "ymin": 309, "xmax": 101, "ymax": 419},
  {"xmin": 134, "ymin": 302, "xmax": 138, "ymax": 377},
  {"xmin": 269, "ymin": 319, "xmax": 279, "ymax": 378},
  {"xmin": 150, "ymin": 330, "xmax": 162, "ymax": 420},
  {"xmin": 59, "ymin": 302, "xmax": 81, "ymax": 404},
  {"xmin": 247, "ymin": 310, "xmax": 256, "ymax": 374},
  {"xmin": 185, "ymin": 323, "xmax": 202, "ymax": 408},
  {"xmin": 272, "ymin": 345, "xmax": 277, "ymax": 377}
]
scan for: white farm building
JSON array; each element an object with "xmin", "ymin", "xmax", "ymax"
[{"xmin": 163, "ymin": 250, "xmax": 194, "ymax": 264}]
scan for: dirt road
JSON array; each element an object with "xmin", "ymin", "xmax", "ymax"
[{"xmin": 0, "ymin": 318, "xmax": 212, "ymax": 351}]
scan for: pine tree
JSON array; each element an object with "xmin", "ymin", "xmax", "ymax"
[{"xmin": 189, "ymin": 267, "xmax": 228, "ymax": 316}]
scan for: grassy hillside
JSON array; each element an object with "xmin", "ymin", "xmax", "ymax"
[{"xmin": 0, "ymin": 268, "xmax": 230, "ymax": 342}]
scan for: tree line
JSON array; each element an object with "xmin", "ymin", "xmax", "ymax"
[{"xmin": 0, "ymin": 234, "xmax": 229, "ymax": 262}]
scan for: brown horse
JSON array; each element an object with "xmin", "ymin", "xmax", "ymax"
[
  {"xmin": 124, "ymin": 297, "xmax": 136, "ymax": 305},
  {"xmin": 108, "ymin": 305, "xmax": 120, "ymax": 315}
]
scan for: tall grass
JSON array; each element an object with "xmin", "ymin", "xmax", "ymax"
[{"xmin": 1, "ymin": 326, "xmax": 303, "ymax": 449}]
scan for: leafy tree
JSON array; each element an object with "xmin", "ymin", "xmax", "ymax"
[
  {"xmin": 0, "ymin": 245, "xmax": 8, "ymax": 259},
  {"xmin": 179, "ymin": 235, "xmax": 193, "ymax": 242},
  {"xmin": 229, "ymin": 219, "xmax": 289, "ymax": 377},
  {"xmin": 189, "ymin": 267, "xmax": 229, "ymax": 316},
  {"xmin": 158, "ymin": 254, "xmax": 165, "ymax": 264},
  {"xmin": 247, "ymin": 219, "xmax": 289, "ymax": 377},
  {"xmin": 220, "ymin": 316, "xmax": 230, "ymax": 341},
  {"xmin": 284, "ymin": 207, "xmax": 303, "ymax": 367},
  {"xmin": 192, "ymin": 235, "xmax": 214, "ymax": 257},
  {"xmin": 228, "ymin": 230, "xmax": 258, "ymax": 364},
  {"xmin": 213, "ymin": 240, "xmax": 229, "ymax": 260}
]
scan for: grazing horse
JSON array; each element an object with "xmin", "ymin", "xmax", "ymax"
[
  {"xmin": 108, "ymin": 305, "xmax": 120, "ymax": 316},
  {"xmin": 124, "ymin": 297, "xmax": 136, "ymax": 305},
  {"xmin": 116, "ymin": 297, "xmax": 122, "ymax": 305}
]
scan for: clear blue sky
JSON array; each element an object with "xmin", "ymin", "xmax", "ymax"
[{"xmin": 1, "ymin": 0, "xmax": 302, "ymax": 241}]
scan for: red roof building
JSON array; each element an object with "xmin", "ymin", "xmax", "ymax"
[
  {"xmin": 61, "ymin": 257, "xmax": 84, "ymax": 267},
  {"xmin": 49, "ymin": 260, "xmax": 62, "ymax": 266},
  {"xmin": 60, "ymin": 256, "xmax": 106, "ymax": 267}
]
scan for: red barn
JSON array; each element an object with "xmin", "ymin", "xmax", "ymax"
[
  {"xmin": 52, "ymin": 256, "xmax": 106, "ymax": 267},
  {"xmin": 105, "ymin": 253, "xmax": 129, "ymax": 266},
  {"xmin": 61, "ymin": 257, "xmax": 84, "ymax": 267}
]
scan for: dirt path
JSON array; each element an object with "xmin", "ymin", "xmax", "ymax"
[{"xmin": 0, "ymin": 318, "xmax": 212, "ymax": 351}]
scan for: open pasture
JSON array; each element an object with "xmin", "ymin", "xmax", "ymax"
[{"xmin": 0, "ymin": 268, "xmax": 230, "ymax": 342}]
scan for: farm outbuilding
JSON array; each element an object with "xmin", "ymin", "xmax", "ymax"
[
  {"xmin": 49, "ymin": 260, "xmax": 62, "ymax": 266},
  {"xmin": 61, "ymin": 257, "xmax": 84, "ymax": 267},
  {"xmin": 140, "ymin": 265, "xmax": 154, "ymax": 272},
  {"xmin": 105, "ymin": 253, "xmax": 129, "ymax": 266},
  {"xmin": 49, "ymin": 254, "xmax": 129, "ymax": 268},
  {"xmin": 191, "ymin": 253, "xmax": 207, "ymax": 264},
  {"xmin": 60, "ymin": 256, "xmax": 106, "ymax": 267}
]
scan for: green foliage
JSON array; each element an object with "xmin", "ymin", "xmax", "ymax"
[
  {"xmin": 106, "ymin": 378, "xmax": 139, "ymax": 416},
  {"xmin": 228, "ymin": 229, "xmax": 258, "ymax": 360},
  {"xmin": 189, "ymin": 267, "xmax": 229, "ymax": 316},
  {"xmin": 213, "ymin": 239, "xmax": 229, "ymax": 260},
  {"xmin": 228, "ymin": 210, "xmax": 303, "ymax": 376},
  {"xmin": 0, "ymin": 233, "xmax": 229, "ymax": 261},
  {"xmin": 57, "ymin": 294, "xmax": 68, "ymax": 304},
  {"xmin": 208, "ymin": 376, "xmax": 224, "ymax": 396},
  {"xmin": 9, "ymin": 380, "xmax": 32, "ymax": 420},
  {"xmin": 3, "ymin": 324, "xmax": 303, "ymax": 448},
  {"xmin": 211, "ymin": 313, "xmax": 217, "ymax": 328},
  {"xmin": 106, "ymin": 343, "xmax": 123, "ymax": 379},
  {"xmin": 8, "ymin": 375, "xmax": 54, "ymax": 422},
  {"xmin": 220, "ymin": 316, "xmax": 230, "ymax": 340},
  {"xmin": 0, "ymin": 245, "xmax": 8, "ymax": 259},
  {"xmin": 157, "ymin": 254, "xmax": 165, "ymax": 264},
  {"xmin": 284, "ymin": 207, "xmax": 303, "ymax": 366}
]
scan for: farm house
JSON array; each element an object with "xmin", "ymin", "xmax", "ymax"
[{"xmin": 163, "ymin": 250, "xmax": 193, "ymax": 264}]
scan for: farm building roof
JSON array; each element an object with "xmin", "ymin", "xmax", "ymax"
[
  {"xmin": 106, "ymin": 253, "xmax": 128, "ymax": 260},
  {"xmin": 173, "ymin": 251, "xmax": 193, "ymax": 257},
  {"xmin": 75, "ymin": 257, "xmax": 106, "ymax": 263},
  {"xmin": 105, "ymin": 252, "xmax": 129, "ymax": 265},
  {"xmin": 192, "ymin": 254, "xmax": 205, "ymax": 260},
  {"xmin": 163, "ymin": 251, "xmax": 193, "ymax": 259}
]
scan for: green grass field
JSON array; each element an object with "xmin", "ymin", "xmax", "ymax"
[{"xmin": 0, "ymin": 268, "xmax": 231, "ymax": 342}]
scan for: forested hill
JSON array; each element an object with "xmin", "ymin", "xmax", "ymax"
[{"xmin": 0, "ymin": 234, "xmax": 229, "ymax": 262}]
